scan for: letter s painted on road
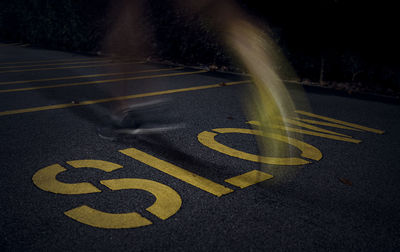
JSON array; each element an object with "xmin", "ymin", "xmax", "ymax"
[{"xmin": 32, "ymin": 160, "xmax": 182, "ymax": 229}]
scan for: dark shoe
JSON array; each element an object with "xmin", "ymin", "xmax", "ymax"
[
  {"xmin": 97, "ymin": 98, "xmax": 184, "ymax": 140},
  {"xmin": 97, "ymin": 123, "xmax": 185, "ymax": 140}
]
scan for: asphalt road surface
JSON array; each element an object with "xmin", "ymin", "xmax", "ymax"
[{"xmin": 1, "ymin": 43, "xmax": 399, "ymax": 251}]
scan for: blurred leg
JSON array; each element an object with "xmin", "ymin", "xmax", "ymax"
[
  {"xmin": 98, "ymin": 0, "xmax": 181, "ymax": 139},
  {"xmin": 101, "ymin": 0, "xmax": 150, "ymax": 113},
  {"xmin": 176, "ymin": 0, "xmax": 304, "ymax": 174}
]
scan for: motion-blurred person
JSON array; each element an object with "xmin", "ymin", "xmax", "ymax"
[
  {"xmin": 97, "ymin": 0, "xmax": 182, "ymax": 140},
  {"xmin": 98, "ymin": 0, "xmax": 300, "ymax": 156}
]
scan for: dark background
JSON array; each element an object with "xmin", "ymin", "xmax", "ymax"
[{"xmin": 0, "ymin": 0, "xmax": 398, "ymax": 96}]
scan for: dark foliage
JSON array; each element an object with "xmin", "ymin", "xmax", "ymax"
[
  {"xmin": 0, "ymin": 0, "xmax": 398, "ymax": 96},
  {"xmin": 146, "ymin": 0, "xmax": 231, "ymax": 66},
  {"xmin": 0, "ymin": 0, "xmax": 108, "ymax": 52}
]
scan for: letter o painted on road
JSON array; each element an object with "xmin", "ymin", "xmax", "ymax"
[{"xmin": 198, "ymin": 128, "xmax": 322, "ymax": 166}]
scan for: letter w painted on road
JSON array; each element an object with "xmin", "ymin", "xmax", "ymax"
[{"xmin": 248, "ymin": 110, "xmax": 384, "ymax": 144}]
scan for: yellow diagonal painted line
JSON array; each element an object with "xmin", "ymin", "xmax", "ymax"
[
  {"xmin": 0, "ymin": 61, "xmax": 144, "ymax": 74},
  {"xmin": 120, "ymin": 148, "xmax": 233, "ymax": 197},
  {"xmin": 295, "ymin": 110, "xmax": 385, "ymax": 134},
  {"xmin": 0, "ymin": 57, "xmax": 114, "ymax": 66},
  {"xmin": 0, "ymin": 67, "xmax": 184, "ymax": 86},
  {"xmin": 225, "ymin": 170, "xmax": 273, "ymax": 189},
  {"xmin": 0, "ymin": 59, "xmax": 114, "ymax": 70},
  {"xmin": 0, "ymin": 80, "xmax": 250, "ymax": 116},
  {"xmin": 0, "ymin": 70, "xmax": 206, "ymax": 93}
]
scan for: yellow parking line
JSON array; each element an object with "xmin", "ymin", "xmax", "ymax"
[
  {"xmin": 0, "ymin": 67, "xmax": 184, "ymax": 86},
  {"xmin": 0, "ymin": 70, "xmax": 206, "ymax": 93},
  {"xmin": 0, "ymin": 57, "xmax": 113, "ymax": 66},
  {"xmin": 0, "ymin": 61, "xmax": 144, "ymax": 74},
  {"xmin": 0, "ymin": 59, "xmax": 114, "ymax": 70},
  {"xmin": 0, "ymin": 80, "xmax": 250, "ymax": 116}
]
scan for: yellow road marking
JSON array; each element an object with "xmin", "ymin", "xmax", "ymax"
[
  {"xmin": 0, "ymin": 61, "xmax": 144, "ymax": 74},
  {"xmin": 0, "ymin": 69, "xmax": 206, "ymax": 93},
  {"xmin": 247, "ymin": 120, "xmax": 362, "ymax": 144},
  {"xmin": 120, "ymin": 148, "xmax": 234, "ymax": 197},
  {"xmin": 284, "ymin": 118, "xmax": 353, "ymax": 138},
  {"xmin": 32, "ymin": 164, "xmax": 101, "ymax": 194},
  {"xmin": 32, "ymin": 160, "xmax": 125, "ymax": 195},
  {"xmin": 225, "ymin": 170, "xmax": 273, "ymax": 188},
  {"xmin": 0, "ymin": 80, "xmax": 250, "ymax": 116},
  {"xmin": 198, "ymin": 128, "xmax": 322, "ymax": 165},
  {"xmin": 64, "ymin": 205, "xmax": 153, "ymax": 229},
  {"xmin": 67, "ymin": 160, "xmax": 123, "ymax": 172},
  {"xmin": 276, "ymin": 125, "xmax": 362, "ymax": 144},
  {"xmin": 34, "ymin": 160, "xmax": 182, "ymax": 229},
  {"xmin": 101, "ymin": 178, "xmax": 182, "ymax": 220},
  {"xmin": 296, "ymin": 110, "xmax": 384, "ymax": 134},
  {"xmin": 0, "ymin": 57, "xmax": 115, "ymax": 66},
  {"xmin": 0, "ymin": 67, "xmax": 184, "ymax": 86},
  {"xmin": 0, "ymin": 59, "xmax": 114, "ymax": 70},
  {"xmin": 295, "ymin": 118, "xmax": 362, "ymax": 131}
]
